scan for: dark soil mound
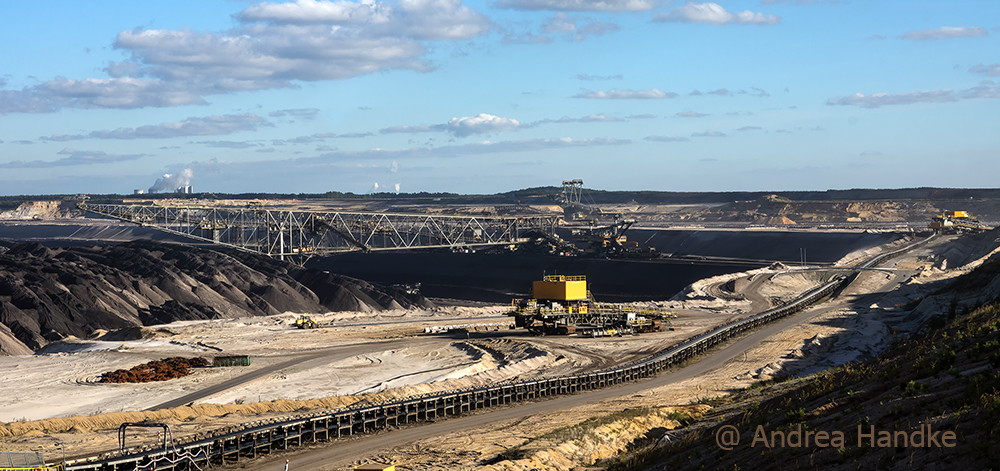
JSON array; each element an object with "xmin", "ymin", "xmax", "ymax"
[
  {"xmin": 99, "ymin": 357, "xmax": 209, "ymax": 383},
  {"xmin": 0, "ymin": 240, "xmax": 433, "ymax": 353}
]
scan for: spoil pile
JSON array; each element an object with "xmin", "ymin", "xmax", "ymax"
[
  {"xmin": 99, "ymin": 357, "xmax": 208, "ymax": 383},
  {"xmin": 0, "ymin": 240, "xmax": 434, "ymax": 354}
]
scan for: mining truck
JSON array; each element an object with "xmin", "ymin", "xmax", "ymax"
[{"xmin": 294, "ymin": 315, "xmax": 319, "ymax": 329}]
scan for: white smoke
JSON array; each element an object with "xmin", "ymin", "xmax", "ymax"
[
  {"xmin": 394, "ymin": 183, "xmax": 400, "ymax": 194},
  {"xmin": 148, "ymin": 168, "xmax": 194, "ymax": 193},
  {"xmin": 371, "ymin": 182, "xmax": 380, "ymax": 193}
]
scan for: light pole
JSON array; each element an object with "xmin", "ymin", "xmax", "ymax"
[{"xmin": 54, "ymin": 442, "xmax": 65, "ymax": 468}]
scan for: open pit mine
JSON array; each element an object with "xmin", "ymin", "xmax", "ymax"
[{"xmin": 2, "ymin": 185, "xmax": 1000, "ymax": 470}]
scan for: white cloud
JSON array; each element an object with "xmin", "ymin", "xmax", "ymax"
[
  {"xmin": 644, "ymin": 135, "xmax": 689, "ymax": 142},
  {"xmin": 688, "ymin": 87, "xmax": 770, "ymax": 98},
  {"xmin": 238, "ymin": 0, "xmax": 490, "ymax": 40},
  {"xmin": 502, "ymin": 31, "xmax": 555, "ymax": 45},
  {"xmin": 970, "ymin": 64, "xmax": 1000, "ymax": 77},
  {"xmin": 446, "ymin": 113, "xmax": 522, "ymax": 137},
  {"xmin": 495, "ymin": 0, "xmax": 657, "ymax": 11},
  {"xmin": 98, "ymin": 114, "xmax": 272, "ymax": 140},
  {"xmin": 40, "ymin": 114, "xmax": 271, "ymax": 141},
  {"xmin": 237, "ymin": 0, "xmax": 393, "ymax": 24},
  {"xmin": 339, "ymin": 132, "xmax": 375, "ymax": 138},
  {"xmin": 830, "ymin": 83, "xmax": 1000, "ymax": 105},
  {"xmin": 676, "ymin": 111, "xmax": 708, "ymax": 118},
  {"xmin": 269, "ymin": 108, "xmax": 321, "ymax": 119},
  {"xmin": 960, "ymin": 82, "xmax": 1000, "ymax": 99},
  {"xmin": 503, "ymin": 12, "xmax": 618, "ymax": 44},
  {"xmin": 272, "ymin": 135, "xmax": 327, "ymax": 145},
  {"xmin": 692, "ymin": 130, "xmax": 726, "ymax": 137},
  {"xmin": 901, "ymin": 26, "xmax": 987, "ymax": 41},
  {"xmin": 0, "ymin": 0, "xmax": 490, "ymax": 113},
  {"xmin": 576, "ymin": 73, "xmax": 623, "ymax": 81},
  {"xmin": 295, "ymin": 135, "xmax": 630, "ymax": 160},
  {"xmin": 196, "ymin": 140, "xmax": 263, "ymax": 149},
  {"xmin": 112, "ymin": 26, "xmax": 430, "ymax": 85},
  {"xmin": 0, "ymin": 77, "xmax": 206, "ymax": 113},
  {"xmin": 656, "ymin": 2, "xmax": 780, "ymax": 25},
  {"xmin": 574, "ymin": 88, "xmax": 677, "ymax": 99},
  {"xmin": 531, "ymin": 114, "xmax": 625, "ymax": 125},
  {"xmin": 394, "ymin": 0, "xmax": 493, "ymax": 40},
  {"xmin": 39, "ymin": 134, "xmax": 84, "ymax": 142},
  {"xmin": 445, "ymin": 136, "xmax": 629, "ymax": 153},
  {"xmin": 827, "ymin": 90, "xmax": 956, "ymax": 108},
  {"xmin": 542, "ymin": 13, "xmax": 619, "ymax": 42},
  {"xmin": 576, "ymin": 114, "xmax": 623, "ymax": 122},
  {"xmin": 0, "ymin": 149, "xmax": 146, "ymax": 168},
  {"xmin": 761, "ymin": 0, "xmax": 837, "ymax": 4},
  {"xmin": 380, "ymin": 112, "xmax": 630, "ymax": 137},
  {"xmin": 380, "ymin": 124, "xmax": 439, "ymax": 134}
]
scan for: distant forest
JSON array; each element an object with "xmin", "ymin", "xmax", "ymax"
[{"xmin": 5, "ymin": 186, "xmax": 1000, "ymax": 207}]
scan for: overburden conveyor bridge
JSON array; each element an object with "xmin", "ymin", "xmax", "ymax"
[{"xmin": 78, "ymin": 202, "xmax": 561, "ymax": 261}]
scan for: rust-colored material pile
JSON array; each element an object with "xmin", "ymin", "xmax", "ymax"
[{"xmin": 99, "ymin": 357, "xmax": 208, "ymax": 383}]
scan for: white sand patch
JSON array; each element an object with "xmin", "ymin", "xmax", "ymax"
[{"xmin": 0, "ymin": 307, "xmax": 537, "ymax": 421}]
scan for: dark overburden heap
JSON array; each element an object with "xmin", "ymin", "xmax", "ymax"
[
  {"xmin": 0, "ymin": 240, "xmax": 433, "ymax": 354},
  {"xmin": 99, "ymin": 357, "xmax": 209, "ymax": 383}
]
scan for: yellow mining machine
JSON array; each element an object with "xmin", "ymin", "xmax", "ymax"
[
  {"xmin": 294, "ymin": 315, "xmax": 319, "ymax": 329},
  {"xmin": 929, "ymin": 210, "xmax": 992, "ymax": 233},
  {"xmin": 508, "ymin": 275, "xmax": 675, "ymax": 336}
]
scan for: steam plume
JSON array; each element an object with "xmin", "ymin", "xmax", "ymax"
[{"xmin": 148, "ymin": 168, "xmax": 194, "ymax": 193}]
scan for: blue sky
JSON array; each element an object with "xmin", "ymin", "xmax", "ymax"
[{"xmin": 0, "ymin": 0, "xmax": 997, "ymax": 195}]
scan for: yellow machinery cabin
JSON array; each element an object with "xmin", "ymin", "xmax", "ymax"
[{"xmin": 532, "ymin": 275, "xmax": 588, "ymax": 301}]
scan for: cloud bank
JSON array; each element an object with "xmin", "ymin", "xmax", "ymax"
[
  {"xmin": 0, "ymin": 149, "xmax": 146, "ymax": 168},
  {"xmin": 0, "ymin": 0, "xmax": 491, "ymax": 113},
  {"xmin": 824, "ymin": 84, "xmax": 1000, "ymax": 107},
  {"xmin": 41, "ymin": 114, "xmax": 270, "ymax": 141}
]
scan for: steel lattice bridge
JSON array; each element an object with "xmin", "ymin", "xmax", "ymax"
[{"xmin": 79, "ymin": 202, "xmax": 561, "ymax": 261}]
